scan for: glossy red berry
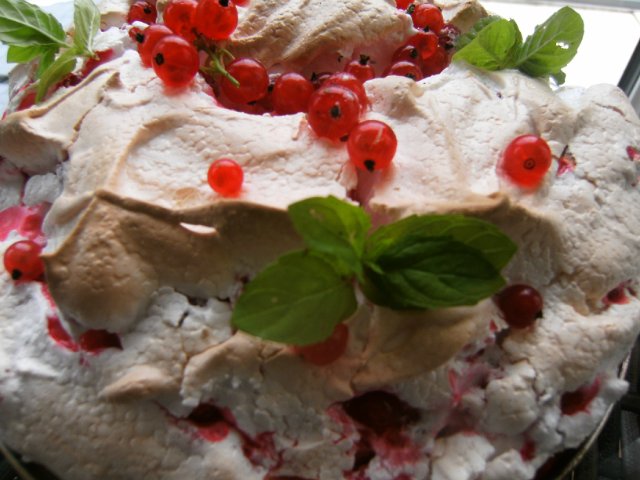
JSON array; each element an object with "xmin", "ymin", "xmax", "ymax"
[
  {"xmin": 406, "ymin": 31, "xmax": 439, "ymax": 61},
  {"xmin": 344, "ymin": 55, "xmax": 375, "ymax": 84},
  {"xmin": 138, "ymin": 24, "xmax": 173, "ymax": 67},
  {"xmin": 127, "ymin": 1, "xmax": 157, "ymax": 24},
  {"xmin": 220, "ymin": 58, "xmax": 269, "ymax": 104},
  {"xmin": 195, "ymin": 0, "xmax": 238, "ymax": 41},
  {"xmin": 163, "ymin": 0, "xmax": 198, "ymax": 41},
  {"xmin": 293, "ymin": 323, "xmax": 349, "ymax": 366},
  {"xmin": 411, "ymin": 3, "xmax": 445, "ymax": 33},
  {"xmin": 4, "ymin": 240, "xmax": 44, "ymax": 281},
  {"xmin": 347, "ymin": 120, "xmax": 397, "ymax": 172},
  {"xmin": 392, "ymin": 45, "xmax": 421, "ymax": 65},
  {"xmin": 310, "ymin": 71, "xmax": 332, "ymax": 90},
  {"xmin": 322, "ymin": 72, "xmax": 368, "ymax": 111},
  {"xmin": 82, "ymin": 49, "xmax": 114, "ymax": 77},
  {"xmin": 207, "ymin": 158, "xmax": 244, "ymax": 197},
  {"xmin": 384, "ymin": 60, "xmax": 423, "ymax": 81},
  {"xmin": 152, "ymin": 35, "xmax": 200, "ymax": 88},
  {"xmin": 272, "ymin": 73, "xmax": 313, "ymax": 115},
  {"xmin": 421, "ymin": 44, "xmax": 450, "ymax": 76},
  {"xmin": 561, "ymin": 378, "xmax": 601, "ymax": 416},
  {"xmin": 495, "ymin": 284, "xmax": 543, "ymax": 329},
  {"xmin": 396, "ymin": 0, "xmax": 413, "ymax": 9},
  {"xmin": 501, "ymin": 135, "xmax": 552, "ymax": 189},
  {"xmin": 307, "ymin": 85, "xmax": 361, "ymax": 141}
]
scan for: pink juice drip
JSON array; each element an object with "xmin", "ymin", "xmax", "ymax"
[
  {"xmin": 46, "ymin": 315, "xmax": 79, "ymax": 352},
  {"xmin": 0, "ymin": 204, "xmax": 49, "ymax": 245}
]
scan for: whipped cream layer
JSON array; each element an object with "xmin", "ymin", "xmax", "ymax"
[{"xmin": 0, "ymin": 1, "xmax": 640, "ymax": 479}]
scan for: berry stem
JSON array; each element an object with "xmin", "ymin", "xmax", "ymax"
[{"xmin": 197, "ymin": 37, "xmax": 240, "ymax": 87}]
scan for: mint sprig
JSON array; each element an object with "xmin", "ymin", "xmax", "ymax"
[
  {"xmin": 453, "ymin": 7, "xmax": 584, "ymax": 85},
  {"xmin": 0, "ymin": 0, "xmax": 101, "ymax": 102},
  {"xmin": 288, "ymin": 196, "xmax": 370, "ymax": 279},
  {"xmin": 232, "ymin": 252, "xmax": 358, "ymax": 346},
  {"xmin": 232, "ymin": 197, "xmax": 517, "ymax": 346}
]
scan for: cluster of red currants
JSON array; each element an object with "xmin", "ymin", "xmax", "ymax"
[
  {"xmin": 128, "ymin": 0, "xmax": 247, "ymax": 88},
  {"xmin": 387, "ymin": 1, "xmax": 460, "ymax": 80}
]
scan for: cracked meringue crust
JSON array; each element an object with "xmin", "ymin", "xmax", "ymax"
[{"xmin": 0, "ymin": 1, "xmax": 640, "ymax": 480}]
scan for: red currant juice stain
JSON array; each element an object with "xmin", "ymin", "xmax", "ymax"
[
  {"xmin": 46, "ymin": 316, "xmax": 80, "ymax": 352},
  {"xmin": 183, "ymin": 403, "xmax": 282, "ymax": 468},
  {"xmin": 0, "ymin": 204, "xmax": 48, "ymax": 246}
]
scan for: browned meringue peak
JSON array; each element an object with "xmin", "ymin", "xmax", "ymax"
[{"xmin": 229, "ymin": 0, "xmax": 485, "ymax": 73}]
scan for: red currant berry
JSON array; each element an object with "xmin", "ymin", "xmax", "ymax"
[
  {"xmin": 127, "ymin": 1, "xmax": 157, "ymax": 24},
  {"xmin": 307, "ymin": 85, "xmax": 361, "ymax": 141},
  {"xmin": 344, "ymin": 55, "xmax": 375, "ymax": 84},
  {"xmin": 152, "ymin": 35, "xmax": 200, "ymax": 88},
  {"xmin": 384, "ymin": 60, "xmax": 423, "ymax": 81},
  {"xmin": 207, "ymin": 158, "xmax": 243, "ymax": 197},
  {"xmin": 195, "ymin": 0, "xmax": 238, "ymax": 41},
  {"xmin": 347, "ymin": 120, "xmax": 397, "ymax": 172},
  {"xmin": 495, "ymin": 284, "xmax": 543, "ymax": 329},
  {"xmin": 560, "ymin": 378, "xmax": 601, "ymax": 416},
  {"xmin": 4, "ymin": 240, "xmax": 44, "ymax": 281},
  {"xmin": 406, "ymin": 31, "xmax": 439, "ymax": 61},
  {"xmin": 293, "ymin": 323, "xmax": 349, "ymax": 366},
  {"xmin": 81, "ymin": 49, "xmax": 114, "ymax": 77},
  {"xmin": 310, "ymin": 71, "xmax": 332, "ymax": 90},
  {"xmin": 220, "ymin": 58, "xmax": 269, "ymax": 104},
  {"xmin": 396, "ymin": 0, "xmax": 413, "ymax": 10},
  {"xmin": 392, "ymin": 45, "xmax": 421, "ymax": 65},
  {"xmin": 272, "ymin": 72, "xmax": 314, "ymax": 115},
  {"xmin": 163, "ymin": 0, "xmax": 198, "ymax": 41},
  {"xmin": 501, "ymin": 135, "xmax": 552, "ymax": 189},
  {"xmin": 421, "ymin": 44, "xmax": 450, "ymax": 77},
  {"xmin": 322, "ymin": 72, "xmax": 368, "ymax": 111},
  {"xmin": 411, "ymin": 3, "xmax": 445, "ymax": 33},
  {"xmin": 138, "ymin": 24, "xmax": 173, "ymax": 67}
]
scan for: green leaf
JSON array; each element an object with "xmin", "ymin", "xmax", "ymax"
[
  {"xmin": 516, "ymin": 7, "xmax": 584, "ymax": 79},
  {"xmin": 7, "ymin": 43, "xmax": 50, "ymax": 62},
  {"xmin": 455, "ymin": 15, "xmax": 501, "ymax": 51},
  {"xmin": 0, "ymin": 0, "xmax": 67, "ymax": 47},
  {"xmin": 73, "ymin": 0, "xmax": 100, "ymax": 55},
  {"xmin": 366, "ymin": 214, "xmax": 517, "ymax": 271},
  {"xmin": 362, "ymin": 235, "xmax": 506, "ymax": 310},
  {"xmin": 453, "ymin": 18, "xmax": 522, "ymax": 71},
  {"xmin": 288, "ymin": 196, "xmax": 371, "ymax": 278},
  {"xmin": 35, "ymin": 47, "xmax": 55, "ymax": 77},
  {"xmin": 232, "ymin": 251, "xmax": 357, "ymax": 346},
  {"xmin": 36, "ymin": 47, "xmax": 78, "ymax": 102},
  {"xmin": 550, "ymin": 70, "xmax": 566, "ymax": 86}
]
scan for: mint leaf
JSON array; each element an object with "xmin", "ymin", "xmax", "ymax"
[
  {"xmin": 516, "ymin": 7, "xmax": 583, "ymax": 82},
  {"xmin": 7, "ymin": 43, "xmax": 50, "ymax": 62},
  {"xmin": 366, "ymin": 214, "xmax": 516, "ymax": 271},
  {"xmin": 362, "ymin": 235, "xmax": 506, "ymax": 310},
  {"xmin": 231, "ymin": 251, "xmax": 357, "ymax": 346},
  {"xmin": 36, "ymin": 47, "xmax": 77, "ymax": 101},
  {"xmin": 455, "ymin": 15, "xmax": 501, "ymax": 51},
  {"xmin": 73, "ymin": 0, "xmax": 99, "ymax": 55},
  {"xmin": 0, "ymin": 0, "xmax": 67, "ymax": 47},
  {"xmin": 453, "ymin": 18, "xmax": 522, "ymax": 71},
  {"xmin": 35, "ymin": 47, "xmax": 55, "ymax": 77},
  {"xmin": 288, "ymin": 196, "xmax": 371, "ymax": 278}
]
